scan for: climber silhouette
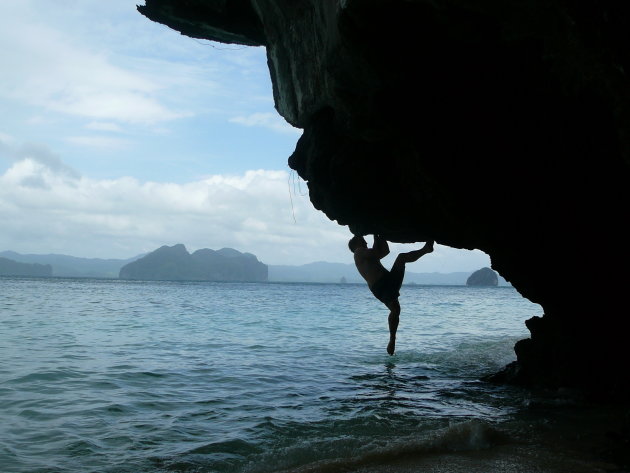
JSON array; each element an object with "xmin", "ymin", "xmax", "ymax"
[{"xmin": 349, "ymin": 234, "xmax": 434, "ymax": 355}]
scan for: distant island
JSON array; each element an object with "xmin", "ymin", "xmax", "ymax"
[
  {"xmin": 466, "ymin": 267, "xmax": 499, "ymax": 286},
  {"xmin": 119, "ymin": 244, "xmax": 268, "ymax": 282},
  {"xmin": 0, "ymin": 249, "xmax": 511, "ymax": 285},
  {"xmin": 269, "ymin": 261, "xmax": 510, "ymax": 286},
  {"xmin": 0, "ymin": 257, "xmax": 52, "ymax": 277},
  {"xmin": 0, "ymin": 250, "xmax": 142, "ymax": 278}
]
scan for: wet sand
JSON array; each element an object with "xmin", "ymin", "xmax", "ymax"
[
  {"xmin": 352, "ymin": 443, "xmax": 616, "ymax": 473},
  {"xmin": 285, "ymin": 401, "xmax": 630, "ymax": 473},
  {"xmin": 355, "ymin": 403, "xmax": 630, "ymax": 473}
]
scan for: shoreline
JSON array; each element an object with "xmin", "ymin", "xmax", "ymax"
[{"xmin": 277, "ymin": 402, "xmax": 630, "ymax": 473}]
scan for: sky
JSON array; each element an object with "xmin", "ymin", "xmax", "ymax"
[{"xmin": 0, "ymin": 0, "xmax": 491, "ymax": 272}]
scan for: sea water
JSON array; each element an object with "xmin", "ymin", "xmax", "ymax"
[{"xmin": 0, "ymin": 278, "xmax": 621, "ymax": 473}]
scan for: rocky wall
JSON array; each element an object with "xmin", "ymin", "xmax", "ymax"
[{"xmin": 139, "ymin": 0, "xmax": 630, "ymax": 398}]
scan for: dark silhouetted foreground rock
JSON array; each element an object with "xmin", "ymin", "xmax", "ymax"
[
  {"xmin": 119, "ymin": 244, "xmax": 267, "ymax": 282},
  {"xmin": 0, "ymin": 257, "xmax": 52, "ymax": 277},
  {"xmin": 139, "ymin": 1, "xmax": 630, "ymax": 397},
  {"xmin": 466, "ymin": 267, "xmax": 499, "ymax": 287}
]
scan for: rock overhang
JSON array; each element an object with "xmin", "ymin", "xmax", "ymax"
[{"xmin": 139, "ymin": 0, "xmax": 630, "ymax": 398}]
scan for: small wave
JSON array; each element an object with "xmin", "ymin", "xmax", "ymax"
[
  {"xmin": 103, "ymin": 403, "xmax": 131, "ymax": 414},
  {"xmin": 434, "ymin": 302, "xmax": 464, "ymax": 307},
  {"xmin": 66, "ymin": 439, "xmax": 101, "ymax": 456},
  {"xmin": 115, "ymin": 370, "xmax": 168, "ymax": 381},
  {"xmin": 428, "ymin": 419, "xmax": 508, "ymax": 451},
  {"xmin": 18, "ymin": 408, "xmax": 60, "ymax": 421},
  {"xmin": 187, "ymin": 438, "xmax": 262, "ymax": 456},
  {"xmin": 9, "ymin": 368, "xmax": 86, "ymax": 384},
  {"xmin": 244, "ymin": 420, "xmax": 509, "ymax": 473}
]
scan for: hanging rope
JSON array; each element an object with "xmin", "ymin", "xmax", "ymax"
[
  {"xmin": 288, "ymin": 170, "xmax": 297, "ymax": 223},
  {"xmin": 287, "ymin": 169, "xmax": 309, "ymax": 223}
]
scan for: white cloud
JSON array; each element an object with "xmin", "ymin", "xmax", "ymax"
[
  {"xmin": 0, "ymin": 154, "xmax": 352, "ymax": 264},
  {"xmin": 0, "ymin": 5, "xmax": 190, "ymax": 125},
  {"xmin": 0, "ymin": 2, "xmax": 296, "ymax": 185},
  {"xmin": 65, "ymin": 136, "xmax": 131, "ymax": 149},
  {"xmin": 0, "ymin": 132, "xmax": 16, "ymax": 145},
  {"xmin": 0, "ymin": 139, "xmax": 79, "ymax": 179},
  {"xmin": 85, "ymin": 122, "xmax": 124, "ymax": 132},
  {"xmin": 230, "ymin": 113, "xmax": 301, "ymax": 134},
  {"xmin": 0, "ymin": 2, "xmax": 276, "ymax": 132},
  {"xmin": 0, "ymin": 153, "xmax": 491, "ymax": 270}
]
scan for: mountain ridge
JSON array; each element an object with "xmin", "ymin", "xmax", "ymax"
[
  {"xmin": 0, "ymin": 250, "xmax": 144, "ymax": 278},
  {"xmin": 0, "ymin": 256, "xmax": 52, "ymax": 277},
  {"xmin": 119, "ymin": 244, "xmax": 267, "ymax": 282},
  {"xmin": 1, "ymin": 250, "xmax": 510, "ymax": 285}
]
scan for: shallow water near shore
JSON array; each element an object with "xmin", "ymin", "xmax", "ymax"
[{"xmin": 1, "ymin": 278, "xmax": 626, "ymax": 472}]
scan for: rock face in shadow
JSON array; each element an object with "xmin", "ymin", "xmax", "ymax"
[
  {"xmin": 138, "ymin": 1, "xmax": 630, "ymax": 397},
  {"xmin": 119, "ymin": 244, "xmax": 268, "ymax": 282},
  {"xmin": 0, "ymin": 257, "xmax": 52, "ymax": 277},
  {"xmin": 466, "ymin": 268, "xmax": 498, "ymax": 287}
]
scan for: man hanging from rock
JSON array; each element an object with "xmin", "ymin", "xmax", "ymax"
[{"xmin": 349, "ymin": 234, "xmax": 434, "ymax": 355}]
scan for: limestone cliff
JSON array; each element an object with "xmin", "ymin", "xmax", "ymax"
[{"xmin": 138, "ymin": 1, "xmax": 630, "ymax": 397}]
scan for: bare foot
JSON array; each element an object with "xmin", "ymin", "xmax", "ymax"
[
  {"xmin": 387, "ymin": 338, "xmax": 396, "ymax": 355},
  {"xmin": 423, "ymin": 240, "xmax": 434, "ymax": 253}
]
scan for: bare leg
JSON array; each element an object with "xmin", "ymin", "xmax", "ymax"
[
  {"xmin": 386, "ymin": 299, "xmax": 401, "ymax": 355},
  {"xmin": 396, "ymin": 240, "xmax": 434, "ymax": 265},
  {"xmin": 384, "ymin": 242, "xmax": 433, "ymax": 355}
]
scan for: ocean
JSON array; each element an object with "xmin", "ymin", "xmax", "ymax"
[{"xmin": 0, "ymin": 278, "xmax": 625, "ymax": 473}]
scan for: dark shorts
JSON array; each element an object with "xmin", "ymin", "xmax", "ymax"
[{"xmin": 369, "ymin": 263, "xmax": 404, "ymax": 305}]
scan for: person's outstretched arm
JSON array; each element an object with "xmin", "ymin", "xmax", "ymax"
[{"xmin": 373, "ymin": 234, "xmax": 390, "ymax": 259}]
